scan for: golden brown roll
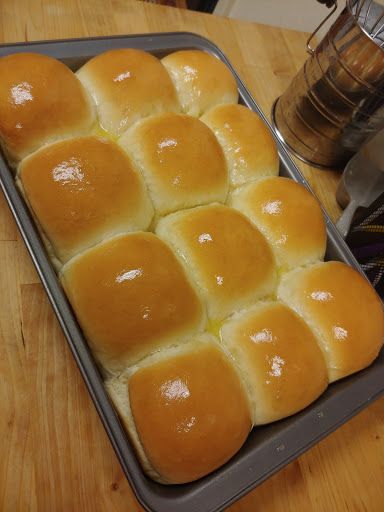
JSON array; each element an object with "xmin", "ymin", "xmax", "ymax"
[
  {"xmin": 0, "ymin": 52, "xmax": 95, "ymax": 164},
  {"xmin": 230, "ymin": 177, "xmax": 327, "ymax": 270},
  {"xmin": 156, "ymin": 204, "xmax": 276, "ymax": 321},
  {"xmin": 60, "ymin": 232, "xmax": 206, "ymax": 373},
  {"xmin": 201, "ymin": 104, "xmax": 279, "ymax": 186},
  {"xmin": 162, "ymin": 50, "xmax": 238, "ymax": 117},
  {"xmin": 220, "ymin": 302, "xmax": 328, "ymax": 424},
  {"xmin": 18, "ymin": 136, "xmax": 154, "ymax": 264},
  {"xmin": 105, "ymin": 335, "xmax": 252, "ymax": 484},
  {"xmin": 77, "ymin": 49, "xmax": 179, "ymax": 137},
  {"xmin": 278, "ymin": 261, "xmax": 384, "ymax": 382},
  {"xmin": 119, "ymin": 114, "xmax": 228, "ymax": 216}
]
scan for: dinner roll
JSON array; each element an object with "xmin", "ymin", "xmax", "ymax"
[
  {"xmin": 119, "ymin": 114, "xmax": 228, "ymax": 217},
  {"xmin": 230, "ymin": 177, "xmax": 327, "ymax": 270},
  {"xmin": 18, "ymin": 137, "xmax": 154, "ymax": 264},
  {"xmin": 106, "ymin": 335, "xmax": 252, "ymax": 484},
  {"xmin": 60, "ymin": 232, "xmax": 205, "ymax": 373},
  {"xmin": 77, "ymin": 49, "xmax": 179, "ymax": 137},
  {"xmin": 162, "ymin": 50, "xmax": 238, "ymax": 117},
  {"xmin": 278, "ymin": 261, "xmax": 384, "ymax": 382},
  {"xmin": 156, "ymin": 204, "xmax": 276, "ymax": 321},
  {"xmin": 201, "ymin": 104, "xmax": 279, "ymax": 186},
  {"xmin": 220, "ymin": 302, "xmax": 328, "ymax": 424},
  {"xmin": 0, "ymin": 52, "xmax": 95, "ymax": 164}
]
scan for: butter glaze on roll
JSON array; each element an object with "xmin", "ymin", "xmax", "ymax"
[
  {"xmin": 278, "ymin": 261, "xmax": 384, "ymax": 382},
  {"xmin": 201, "ymin": 104, "xmax": 279, "ymax": 187},
  {"xmin": 60, "ymin": 233, "xmax": 205, "ymax": 373},
  {"xmin": 156, "ymin": 203, "xmax": 276, "ymax": 321},
  {"xmin": 119, "ymin": 114, "xmax": 228, "ymax": 216},
  {"xmin": 19, "ymin": 137, "xmax": 154, "ymax": 264},
  {"xmin": 162, "ymin": 50, "xmax": 238, "ymax": 117},
  {"xmin": 220, "ymin": 302, "xmax": 328, "ymax": 424},
  {"xmin": 0, "ymin": 52, "xmax": 95, "ymax": 164},
  {"xmin": 230, "ymin": 177, "xmax": 327, "ymax": 270},
  {"xmin": 106, "ymin": 335, "xmax": 252, "ymax": 484},
  {"xmin": 77, "ymin": 49, "xmax": 179, "ymax": 137}
]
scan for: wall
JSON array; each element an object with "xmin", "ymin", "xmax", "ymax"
[{"xmin": 214, "ymin": 0, "xmax": 346, "ymax": 41}]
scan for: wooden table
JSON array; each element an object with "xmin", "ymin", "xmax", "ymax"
[{"xmin": 0, "ymin": 1, "xmax": 383, "ymax": 511}]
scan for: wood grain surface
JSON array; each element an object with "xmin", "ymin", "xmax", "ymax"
[{"xmin": 0, "ymin": 1, "xmax": 383, "ymax": 511}]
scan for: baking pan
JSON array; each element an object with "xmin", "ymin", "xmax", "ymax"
[{"xmin": 0, "ymin": 32, "xmax": 383, "ymax": 512}]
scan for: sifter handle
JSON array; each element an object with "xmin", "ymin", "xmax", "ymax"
[
  {"xmin": 336, "ymin": 199, "xmax": 358, "ymax": 239},
  {"xmin": 307, "ymin": 0, "xmax": 339, "ymax": 54},
  {"xmin": 317, "ymin": 0, "xmax": 337, "ymax": 6}
]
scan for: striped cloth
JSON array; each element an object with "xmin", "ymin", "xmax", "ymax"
[{"xmin": 346, "ymin": 191, "xmax": 384, "ymax": 299}]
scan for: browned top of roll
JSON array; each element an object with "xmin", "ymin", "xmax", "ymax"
[
  {"xmin": 162, "ymin": 50, "xmax": 238, "ymax": 117},
  {"xmin": 19, "ymin": 136, "xmax": 154, "ymax": 263},
  {"xmin": 119, "ymin": 113, "xmax": 228, "ymax": 216},
  {"xmin": 60, "ymin": 232, "xmax": 205, "ymax": 372},
  {"xmin": 0, "ymin": 52, "xmax": 95, "ymax": 163},
  {"xmin": 230, "ymin": 177, "xmax": 327, "ymax": 270},
  {"xmin": 128, "ymin": 338, "xmax": 252, "ymax": 484},
  {"xmin": 278, "ymin": 261, "xmax": 384, "ymax": 382},
  {"xmin": 202, "ymin": 104, "xmax": 279, "ymax": 186},
  {"xmin": 156, "ymin": 204, "xmax": 276, "ymax": 320},
  {"xmin": 77, "ymin": 48, "xmax": 179, "ymax": 136},
  {"xmin": 221, "ymin": 302, "xmax": 328, "ymax": 424}
]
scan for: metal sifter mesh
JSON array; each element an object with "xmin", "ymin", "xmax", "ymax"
[{"xmin": 353, "ymin": 0, "xmax": 384, "ymax": 46}]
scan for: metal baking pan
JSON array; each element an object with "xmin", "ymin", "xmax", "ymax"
[{"xmin": 0, "ymin": 32, "xmax": 383, "ymax": 512}]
